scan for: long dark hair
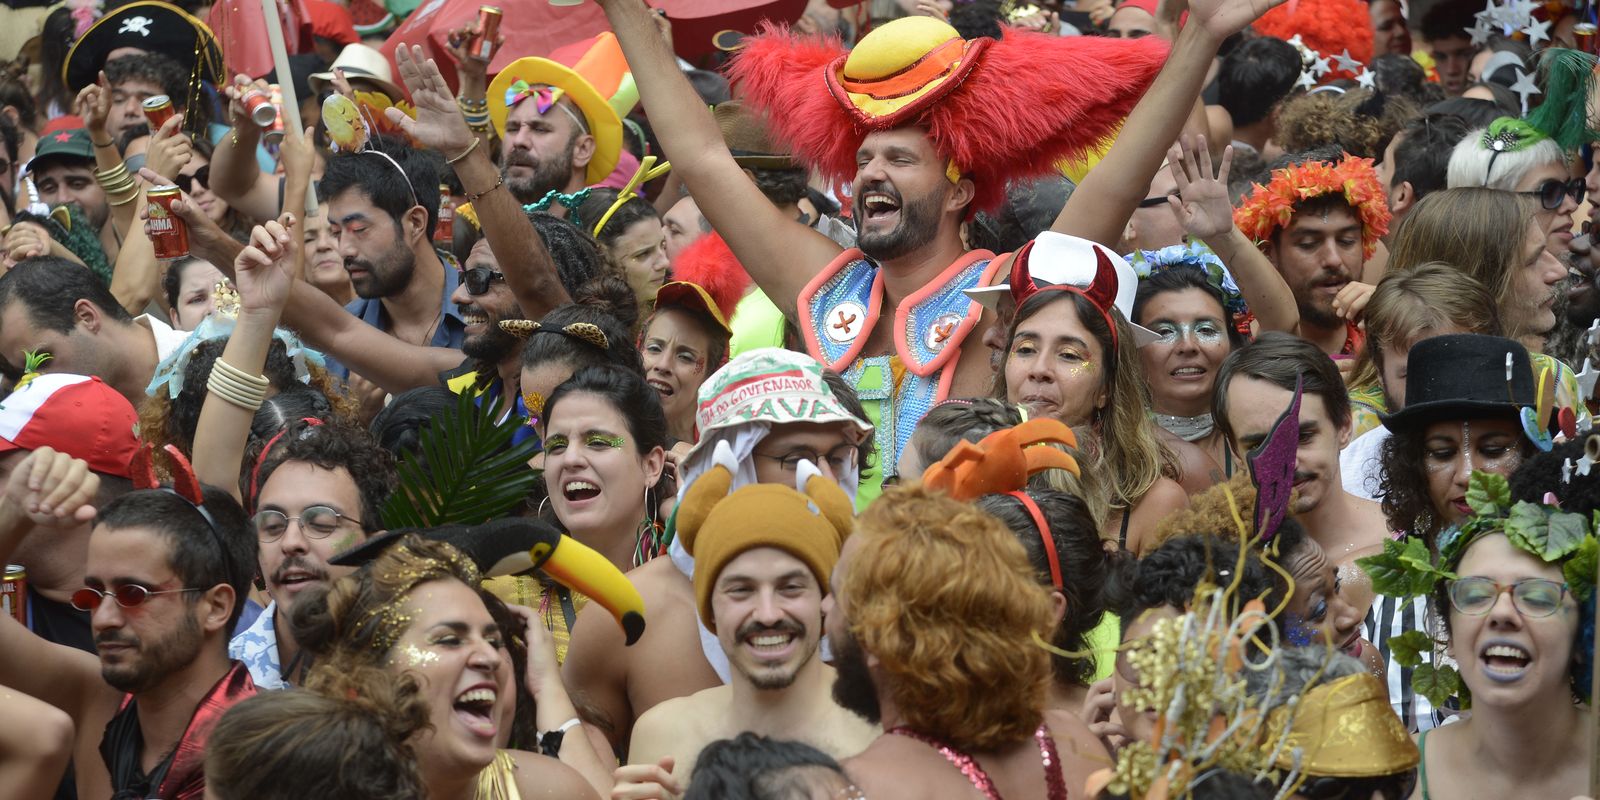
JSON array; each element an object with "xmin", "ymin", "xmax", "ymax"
[{"xmin": 976, "ymin": 488, "xmax": 1108, "ymax": 687}]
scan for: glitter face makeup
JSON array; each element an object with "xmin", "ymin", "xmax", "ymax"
[
  {"xmin": 543, "ymin": 434, "xmax": 570, "ymax": 452},
  {"xmin": 522, "ymin": 390, "xmax": 546, "ymax": 418},
  {"xmin": 401, "ymin": 643, "xmax": 439, "ymax": 667},
  {"xmin": 1151, "ymin": 320, "xmax": 1226, "ymax": 346},
  {"xmin": 586, "ymin": 433, "xmax": 626, "ymax": 449}
]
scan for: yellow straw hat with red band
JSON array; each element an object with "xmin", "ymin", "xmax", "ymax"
[{"xmin": 488, "ymin": 32, "xmax": 633, "ymax": 186}]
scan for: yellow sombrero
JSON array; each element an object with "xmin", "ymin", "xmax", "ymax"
[{"xmin": 488, "ymin": 32, "xmax": 631, "ymax": 187}]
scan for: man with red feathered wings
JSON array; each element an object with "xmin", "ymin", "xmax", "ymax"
[{"xmin": 589, "ymin": 0, "xmax": 1287, "ymax": 485}]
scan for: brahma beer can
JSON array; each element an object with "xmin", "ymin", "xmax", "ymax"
[
  {"xmin": 147, "ymin": 185, "xmax": 190, "ymax": 260},
  {"xmin": 143, "ymin": 95, "xmax": 175, "ymax": 129},
  {"xmin": 470, "ymin": 6, "xmax": 502, "ymax": 62}
]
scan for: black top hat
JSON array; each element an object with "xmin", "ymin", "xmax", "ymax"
[
  {"xmin": 1380, "ymin": 334, "xmax": 1535, "ymax": 433},
  {"xmin": 63, "ymin": 1, "xmax": 223, "ymax": 93}
]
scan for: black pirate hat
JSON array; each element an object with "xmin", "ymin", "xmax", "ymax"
[{"xmin": 63, "ymin": 1, "xmax": 223, "ymax": 93}]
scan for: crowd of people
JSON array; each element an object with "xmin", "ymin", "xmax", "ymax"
[{"xmin": 0, "ymin": 0, "xmax": 1597, "ymax": 797}]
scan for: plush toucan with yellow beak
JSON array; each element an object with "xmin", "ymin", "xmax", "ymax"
[{"xmin": 332, "ymin": 517, "xmax": 646, "ymax": 645}]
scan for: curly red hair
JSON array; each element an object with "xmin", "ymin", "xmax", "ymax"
[
  {"xmin": 1253, "ymin": 0, "xmax": 1374, "ymax": 82},
  {"xmin": 843, "ymin": 484, "xmax": 1054, "ymax": 751}
]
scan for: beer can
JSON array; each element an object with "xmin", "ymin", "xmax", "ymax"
[
  {"xmin": 241, "ymin": 88, "xmax": 279, "ymax": 128},
  {"xmin": 2, "ymin": 565, "xmax": 25, "ymax": 626},
  {"xmin": 1577, "ymin": 23, "xmax": 1598, "ymax": 55},
  {"xmin": 147, "ymin": 185, "xmax": 190, "ymax": 260},
  {"xmin": 143, "ymin": 95, "xmax": 175, "ymax": 129},
  {"xmin": 264, "ymin": 85, "xmax": 286, "ymax": 145},
  {"xmin": 470, "ymin": 6, "xmax": 502, "ymax": 62},
  {"xmin": 435, "ymin": 184, "xmax": 455, "ymax": 243}
]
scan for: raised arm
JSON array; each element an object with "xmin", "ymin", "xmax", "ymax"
[
  {"xmin": 191, "ymin": 216, "xmax": 297, "ymax": 502},
  {"xmin": 0, "ymin": 685, "xmax": 74, "ymax": 800},
  {"xmin": 389, "ymin": 46, "xmax": 571, "ymax": 320},
  {"xmin": 1165, "ymin": 136, "xmax": 1298, "ymax": 334},
  {"xmin": 1053, "ymin": 0, "xmax": 1285, "ymax": 246},
  {"xmin": 76, "ymin": 74, "xmax": 138, "ymax": 240},
  {"xmin": 110, "ymin": 114, "xmax": 191, "ymax": 314},
  {"xmin": 594, "ymin": 0, "xmax": 841, "ymax": 320},
  {"xmin": 0, "ymin": 449, "xmax": 119, "ymax": 723},
  {"xmin": 209, "ymin": 76, "xmax": 284, "ymax": 224}
]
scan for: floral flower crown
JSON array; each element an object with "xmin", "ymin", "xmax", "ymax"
[
  {"xmin": 1233, "ymin": 155, "xmax": 1392, "ymax": 261},
  {"xmin": 1358, "ymin": 471, "xmax": 1597, "ymax": 709},
  {"xmin": 1127, "ymin": 241, "xmax": 1248, "ymax": 317}
]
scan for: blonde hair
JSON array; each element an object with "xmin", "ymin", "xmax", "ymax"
[
  {"xmin": 1348, "ymin": 263, "xmax": 1503, "ymax": 393},
  {"xmin": 845, "ymin": 484, "xmax": 1054, "ymax": 751},
  {"xmin": 1387, "ymin": 187, "xmax": 1542, "ymax": 340}
]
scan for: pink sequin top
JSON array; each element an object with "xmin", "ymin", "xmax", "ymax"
[{"xmin": 887, "ymin": 723, "xmax": 1067, "ymax": 800}]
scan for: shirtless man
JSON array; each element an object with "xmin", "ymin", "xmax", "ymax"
[
  {"xmin": 1214, "ymin": 333, "xmax": 1388, "ymax": 604},
  {"xmin": 593, "ymin": 0, "xmax": 1277, "ymax": 479},
  {"xmin": 824, "ymin": 484, "xmax": 1107, "ymax": 798},
  {"xmin": 562, "ymin": 349, "xmax": 872, "ymax": 750},
  {"xmin": 613, "ymin": 443, "xmax": 878, "ymax": 794}
]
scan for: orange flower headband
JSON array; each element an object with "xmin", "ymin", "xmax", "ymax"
[{"xmin": 1233, "ymin": 155, "xmax": 1392, "ymax": 261}]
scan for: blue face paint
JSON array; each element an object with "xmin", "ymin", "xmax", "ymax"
[{"xmin": 1283, "ymin": 612, "xmax": 1315, "ymax": 647}]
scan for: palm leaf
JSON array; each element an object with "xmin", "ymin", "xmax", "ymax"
[{"xmin": 381, "ymin": 389, "xmax": 540, "ymax": 529}]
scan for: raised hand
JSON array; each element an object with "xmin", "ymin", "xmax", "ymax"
[
  {"xmin": 2, "ymin": 221, "xmax": 54, "ymax": 268},
  {"xmin": 224, "ymin": 74, "xmax": 272, "ymax": 129},
  {"xmin": 2, "ymin": 447, "xmax": 100, "ymax": 526},
  {"xmin": 234, "ymin": 214, "xmax": 298, "ymax": 316},
  {"xmin": 1332, "ymin": 280, "xmax": 1375, "ymax": 321},
  {"xmin": 143, "ymin": 114, "xmax": 192, "ymax": 183},
  {"xmin": 1166, "ymin": 135, "xmax": 1235, "ymax": 244},
  {"xmin": 388, "ymin": 45, "xmax": 474, "ymax": 158},
  {"xmin": 279, "ymin": 125, "xmax": 316, "ymax": 188},
  {"xmin": 73, "ymin": 72, "xmax": 113, "ymax": 139},
  {"xmin": 1185, "ymin": 0, "xmax": 1286, "ymax": 41},
  {"xmin": 611, "ymin": 757, "xmax": 681, "ymax": 800}
]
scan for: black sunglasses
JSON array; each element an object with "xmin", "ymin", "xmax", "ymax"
[
  {"xmin": 1137, "ymin": 192, "xmax": 1175, "ymax": 209},
  {"xmin": 459, "ymin": 266, "xmax": 507, "ymax": 295},
  {"xmin": 1519, "ymin": 177, "xmax": 1585, "ymax": 211},
  {"xmin": 175, "ymin": 165, "xmax": 210, "ymax": 195}
]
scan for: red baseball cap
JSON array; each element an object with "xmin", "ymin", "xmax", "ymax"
[{"xmin": 0, "ymin": 374, "xmax": 140, "ymax": 478}]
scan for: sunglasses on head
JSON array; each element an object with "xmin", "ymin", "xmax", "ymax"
[
  {"xmin": 1519, "ymin": 177, "xmax": 1585, "ymax": 211},
  {"xmin": 175, "ymin": 165, "xmax": 210, "ymax": 195},
  {"xmin": 70, "ymin": 584, "xmax": 201, "ymax": 611},
  {"xmin": 459, "ymin": 266, "xmax": 507, "ymax": 295}
]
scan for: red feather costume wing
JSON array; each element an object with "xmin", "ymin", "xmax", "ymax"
[
  {"xmin": 729, "ymin": 25, "xmax": 1169, "ymax": 213},
  {"xmin": 670, "ymin": 232, "xmax": 752, "ymax": 321}
]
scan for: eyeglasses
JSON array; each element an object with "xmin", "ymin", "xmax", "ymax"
[
  {"xmin": 254, "ymin": 505, "xmax": 362, "ymax": 542},
  {"xmin": 70, "ymin": 584, "xmax": 202, "ymax": 611},
  {"xmin": 1518, "ymin": 177, "xmax": 1586, "ymax": 211},
  {"xmin": 459, "ymin": 266, "xmax": 508, "ymax": 296},
  {"xmin": 752, "ymin": 444, "xmax": 858, "ymax": 474},
  {"xmin": 1447, "ymin": 577, "xmax": 1569, "ymax": 618},
  {"xmin": 1137, "ymin": 193, "xmax": 1174, "ymax": 209},
  {"xmin": 175, "ymin": 165, "xmax": 210, "ymax": 195}
]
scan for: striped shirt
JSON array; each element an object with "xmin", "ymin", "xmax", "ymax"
[{"xmin": 1364, "ymin": 592, "xmax": 1449, "ymax": 732}]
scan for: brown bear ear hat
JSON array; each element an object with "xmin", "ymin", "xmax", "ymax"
[{"xmin": 676, "ymin": 440, "xmax": 855, "ymax": 631}]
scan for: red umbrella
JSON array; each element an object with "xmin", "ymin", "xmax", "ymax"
[
  {"xmin": 382, "ymin": 0, "xmax": 806, "ymax": 91},
  {"xmin": 208, "ymin": 0, "xmax": 313, "ymax": 81},
  {"xmin": 653, "ymin": 0, "xmax": 806, "ymax": 60},
  {"xmin": 380, "ymin": 0, "xmax": 612, "ymax": 92}
]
